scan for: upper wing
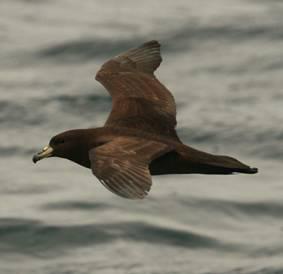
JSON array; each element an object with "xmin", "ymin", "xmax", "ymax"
[
  {"xmin": 89, "ymin": 137, "xmax": 172, "ymax": 199},
  {"xmin": 95, "ymin": 41, "xmax": 179, "ymax": 140}
]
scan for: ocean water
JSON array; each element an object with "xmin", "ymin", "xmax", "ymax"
[{"xmin": 1, "ymin": 0, "xmax": 283, "ymax": 273}]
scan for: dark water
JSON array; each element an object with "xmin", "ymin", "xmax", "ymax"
[{"xmin": 1, "ymin": 0, "xmax": 283, "ymax": 273}]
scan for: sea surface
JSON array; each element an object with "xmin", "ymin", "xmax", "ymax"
[{"xmin": 1, "ymin": 0, "xmax": 283, "ymax": 273}]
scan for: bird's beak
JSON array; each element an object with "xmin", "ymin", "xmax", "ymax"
[{"xmin": 32, "ymin": 145, "xmax": 54, "ymax": 163}]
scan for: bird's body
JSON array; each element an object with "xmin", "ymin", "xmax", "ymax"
[{"xmin": 33, "ymin": 40, "xmax": 257, "ymax": 199}]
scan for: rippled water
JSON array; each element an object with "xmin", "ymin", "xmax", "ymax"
[{"xmin": 1, "ymin": 0, "xmax": 283, "ymax": 273}]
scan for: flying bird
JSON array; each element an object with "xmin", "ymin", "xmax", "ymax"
[{"xmin": 33, "ymin": 40, "xmax": 258, "ymax": 199}]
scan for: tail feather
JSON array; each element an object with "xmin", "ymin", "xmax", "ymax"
[
  {"xmin": 150, "ymin": 149, "xmax": 258, "ymax": 175},
  {"xmin": 200, "ymin": 154, "xmax": 258, "ymax": 174},
  {"xmin": 186, "ymin": 150, "xmax": 259, "ymax": 175}
]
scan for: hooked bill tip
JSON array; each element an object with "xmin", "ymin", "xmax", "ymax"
[
  {"xmin": 32, "ymin": 145, "xmax": 53, "ymax": 164},
  {"xmin": 32, "ymin": 154, "xmax": 38, "ymax": 164}
]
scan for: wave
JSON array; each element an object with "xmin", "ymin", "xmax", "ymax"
[
  {"xmin": 0, "ymin": 146, "xmax": 35, "ymax": 157},
  {"xmin": 209, "ymin": 267, "xmax": 283, "ymax": 274},
  {"xmin": 178, "ymin": 126, "xmax": 283, "ymax": 160},
  {"xmin": 169, "ymin": 22, "xmax": 283, "ymax": 45},
  {"xmin": 37, "ymin": 38, "xmax": 143, "ymax": 63},
  {"xmin": 0, "ymin": 218, "xmax": 232, "ymax": 256},
  {"xmin": 41, "ymin": 200, "xmax": 109, "ymax": 211},
  {"xmin": 43, "ymin": 197, "xmax": 283, "ymax": 220},
  {"xmin": 0, "ymin": 93, "xmax": 110, "ymax": 127},
  {"xmin": 180, "ymin": 198, "xmax": 283, "ymax": 219},
  {"xmin": 34, "ymin": 19, "xmax": 283, "ymax": 64},
  {"xmin": 0, "ymin": 100, "xmax": 45, "ymax": 126}
]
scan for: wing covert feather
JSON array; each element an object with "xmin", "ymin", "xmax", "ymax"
[{"xmin": 89, "ymin": 137, "xmax": 172, "ymax": 199}]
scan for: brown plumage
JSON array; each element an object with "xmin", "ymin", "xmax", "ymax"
[{"xmin": 33, "ymin": 40, "xmax": 258, "ymax": 199}]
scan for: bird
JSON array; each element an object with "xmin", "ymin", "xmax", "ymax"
[{"xmin": 33, "ymin": 40, "xmax": 258, "ymax": 199}]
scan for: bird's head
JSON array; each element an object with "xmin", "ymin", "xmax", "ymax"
[{"xmin": 32, "ymin": 129, "xmax": 91, "ymax": 167}]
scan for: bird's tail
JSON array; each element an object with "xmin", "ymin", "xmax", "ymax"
[
  {"xmin": 185, "ymin": 149, "xmax": 258, "ymax": 175},
  {"xmin": 190, "ymin": 156, "xmax": 258, "ymax": 175},
  {"xmin": 176, "ymin": 145, "xmax": 258, "ymax": 175},
  {"xmin": 150, "ymin": 147, "xmax": 258, "ymax": 175}
]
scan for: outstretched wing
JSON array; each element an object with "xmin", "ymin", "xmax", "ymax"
[
  {"xmin": 95, "ymin": 40, "xmax": 179, "ymax": 140},
  {"xmin": 89, "ymin": 137, "xmax": 172, "ymax": 199}
]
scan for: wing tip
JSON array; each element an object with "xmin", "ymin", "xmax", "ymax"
[
  {"xmin": 95, "ymin": 40, "xmax": 163, "ymax": 80},
  {"xmin": 112, "ymin": 40, "xmax": 163, "ymax": 74},
  {"xmin": 141, "ymin": 40, "xmax": 161, "ymax": 49}
]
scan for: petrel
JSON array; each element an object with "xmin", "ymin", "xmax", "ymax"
[{"xmin": 33, "ymin": 40, "xmax": 258, "ymax": 199}]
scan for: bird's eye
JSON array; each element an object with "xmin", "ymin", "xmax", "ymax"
[{"xmin": 54, "ymin": 138, "xmax": 65, "ymax": 145}]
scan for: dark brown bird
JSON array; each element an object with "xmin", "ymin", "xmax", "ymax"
[{"xmin": 33, "ymin": 40, "xmax": 258, "ymax": 199}]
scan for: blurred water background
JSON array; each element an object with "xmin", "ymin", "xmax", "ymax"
[{"xmin": 1, "ymin": 0, "xmax": 283, "ymax": 273}]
